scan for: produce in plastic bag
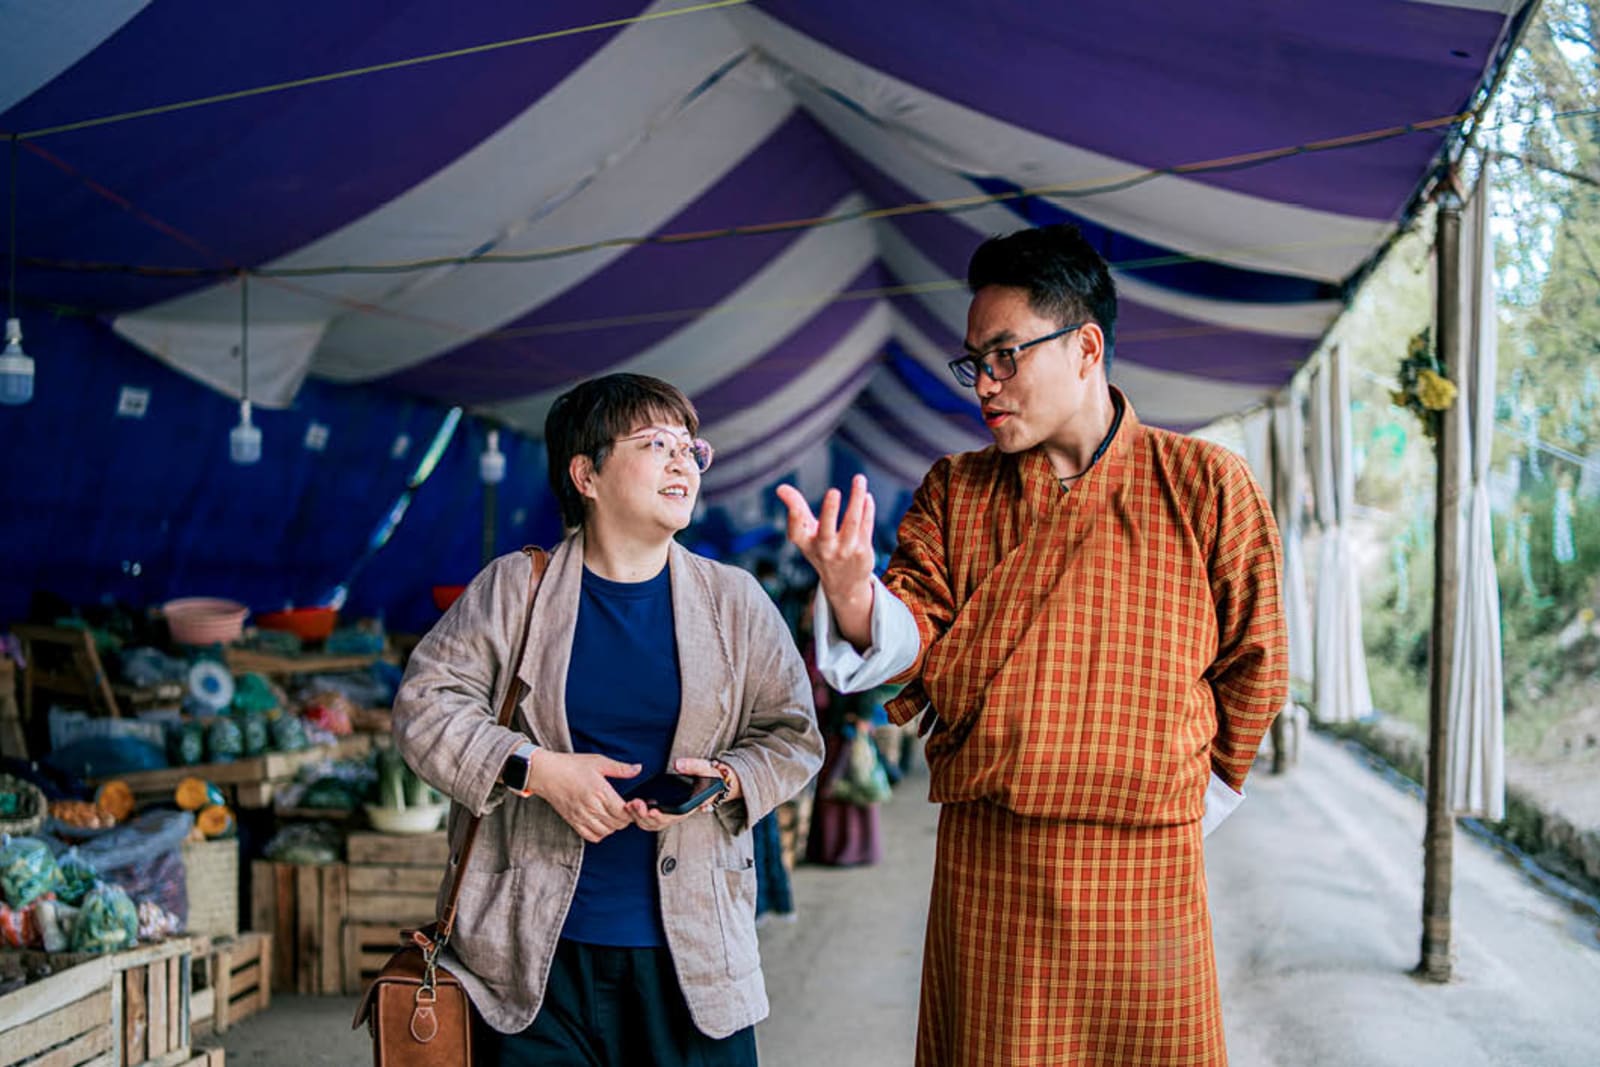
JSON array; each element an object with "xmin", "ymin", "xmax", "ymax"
[
  {"xmin": 56, "ymin": 849, "xmax": 99, "ymax": 906},
  {"xmin": 166, "ymin": 721, "xmax": 206, "ymax": 766},
  {"xmin": 825, "ymin": 731, "xmax": 893, "ymax": 807},
  {"xmin": 262, "ymin": 821, "xmax": 342, "ymax": 865},
  {"xmin": 0, "ymin": 901, "xmax": 41, "ymax": 947},
  {"xmin": 237, "ymin": 711, "xmax": 270, "ymax": 757},
  {"xmin": 0, "ymin": 836, "xmax": 62, "ymax": 908},
  {"xmin": 36, "ymin": 898, "xmax": 68, "ymax": 951},
  {"xmin": 269, "ymin": 711, "xmax": 309, "ymax": 751},
  {"xmin": 71, "ymin": 884, "xmax": 139, "ymax": 953},
  {"xmin": 206, "ymin": 716, "xmax": 245, "ymax": 762},
  {"xmin": 301, "ymin": 692, "xmax": 355, "ymax": 737},
  {"xmin": 230, "ymin": 672, "xmax": 281, "ymax": 714},
  {"xmin": 74, "ymin": 810, "xmax": 194, "ymax": 924},
  {"xmin": 137, "ymin": 898, "xmax": 182, "ymax": 940}
]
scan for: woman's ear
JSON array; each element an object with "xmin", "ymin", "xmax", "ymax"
[{"xmin": 569, "ymin": 454, "xmax": 597, "ymax": 500}]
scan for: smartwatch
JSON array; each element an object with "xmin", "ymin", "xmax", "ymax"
[{"xmin": 502, "ymin": 742, "xmax": 539, "ymax": 797}]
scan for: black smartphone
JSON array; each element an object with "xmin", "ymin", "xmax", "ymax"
[{"xmin": 621, "ymin": 771, "xmax": 726, "ymax": 816}]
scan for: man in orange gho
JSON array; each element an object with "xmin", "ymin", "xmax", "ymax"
[{"xmin": 779, "ymin": 223, "xmax": 1287, "ymax": 1067}]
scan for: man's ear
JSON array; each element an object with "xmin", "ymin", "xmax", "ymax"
[
  {"xmin": 1077, "ymin": 322, "xmax": 1107, "ymax": 378},
  {"xmin": 570, "ymin": 454, "xmax": 598, "ymax": 500}
]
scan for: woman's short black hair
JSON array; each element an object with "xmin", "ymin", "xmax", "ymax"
[
  {"xmin": 967, "ymin": 223, "xmax": 1119, "ymax": 370},
  {"xmin": 544, "ymin": 373, "xmax": 700, "ymax": 530}
]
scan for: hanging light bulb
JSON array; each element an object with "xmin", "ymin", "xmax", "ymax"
[
  {"xmin": 480, "ymin": 428, "xmax": 506, "ymax": 485},
  {"xmin": 1, "ymin": 138, "xmax": 33, "ymax": 406},
  {"xmin": 0, "ymin": 317, "xmax": 31, "ymax": 405},
  {"xmin": 231, "ymin": 399, "xmax": 262, "ymax": 464},
  {"xmin": 229, "ymin": 272, "xmax": 261, "ymax": 464}
]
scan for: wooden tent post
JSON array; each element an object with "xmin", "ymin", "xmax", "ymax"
[
  {"xmin": 1419, "ymin": 183, "xmax": 1464, "ymax": 982},
  {"xmin": 482, "ymin": 480, "xmax": 498, "ymax": 566},
  {"xmin": 1267, "ymin": 397, "xmax": 1290, "ymax": 775}
]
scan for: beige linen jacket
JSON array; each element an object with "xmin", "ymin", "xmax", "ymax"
[{"xmin": 391, "ymin": 534, "xmax": 821, "ymax": 1037}]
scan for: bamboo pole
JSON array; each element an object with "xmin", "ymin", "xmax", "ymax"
[{"xmin": 1419, "ymin": 183, "xmax": 1464, "ymax": 982}]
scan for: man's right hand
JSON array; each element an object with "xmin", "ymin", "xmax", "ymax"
[
  {"xmin": 525, "ymin": 750, "xmax": 640, "ymax": 843},
  {"xmin": 776, "ymin": 474, "xmax": 877, "ymax": 649}
]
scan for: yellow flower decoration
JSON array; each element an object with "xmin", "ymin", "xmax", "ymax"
[{"xmin": 1415, "ymin": 368, "xmax": 1457, "ymax": 412}]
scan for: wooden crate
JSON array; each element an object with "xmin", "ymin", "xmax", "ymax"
[
  {"xmin": 0, "ymin": 952, "xmax": 116, "ymax": 1067},
  {"xmin": 173, "ymin": 1048, "xmax": 225, "ymax": 1067},
  {"xmin": 341, "ymin": 923, "xmax": 409, "ymax": 996},
  {"xmin": 341, "ymin": 831, "xmax": 448, "ymax": 995},
  {"xmin": 344, "ymin": 831, "xmax": 446, "ymax": 926},
  {"xmin": 249, "ymin": 862, "xmax": 345, "ymax": 995},
  {"xmin": 0, "ymin": 936, "xmax": 202, "ymax": 1067},
  {"xmin": 190, "ymin": 933, "xmax": 271, "ymax": 1036},
  {"xmin": 181, "ymin": 839, "xmax": 239, "ymax": 940}
]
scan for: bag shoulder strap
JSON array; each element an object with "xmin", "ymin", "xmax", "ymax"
[{"xmin": 435, "ymin": 545, "xmax": 548, "ymax": 942}]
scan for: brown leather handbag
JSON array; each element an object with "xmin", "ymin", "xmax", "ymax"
[{"xmin": 353, "ymin": 547, "xmax": 548, "ymax": 1066}]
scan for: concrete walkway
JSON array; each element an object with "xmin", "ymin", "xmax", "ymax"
[{"xmin": 216, "ymin": 731, "xmax": 1600, "ymax": 1065}]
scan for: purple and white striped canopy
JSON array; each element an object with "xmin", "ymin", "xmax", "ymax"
[{"xmin": 1, "ymin": 0, "xmax": 1523, "ymax": 502}]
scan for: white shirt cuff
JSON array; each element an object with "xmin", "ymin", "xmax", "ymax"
[
  {"xmin": 1201, "ymin": 771, "xmax": 1244, "ymax": 838},
  {"xmin": 812, "ymin": 576, "xmax": 919, "ymax": 693}
]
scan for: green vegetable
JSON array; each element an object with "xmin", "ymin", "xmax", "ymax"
[
  {"xmin": 377, "ymin": 747, "xmax": 408, "ymax": 811},
  {"xmin": 269, "ymin": 712, "xmax": 308, "ymax": 752},
  {"xmin": 302, "ymin": 778, "xmax": 360, "ymax": 811},
  {"xmin": 56, "ymin": 851, "xmax": 98, "ymax": 906},
  {"xmin": 167, "ymin": 722, "xmax": 206, "ymax": 766},
  {"xmin": 206, "ymin": 716, "xmax": 244, "ymax": 762},
  {"xmin": 230, "ymin": 672, "xmax": 279, "ymax": 714},
  {"xmin": 238, "ymin": 711, "xmax": 270, "ymax": 757},
  {"xmin": 404, "ymin": 762, "xmax": 433, "ymax": 808},
  {"xmin": 0, "ymin": 837, "xmax": 61, "ymax": 908},
  {"xmin": 71, "ymin": 885, "xmax": 139, "ymax": 953}
]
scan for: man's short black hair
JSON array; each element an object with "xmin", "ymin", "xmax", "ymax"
[
  {"xmin": 544, "ymin": 373, "xmax": 699, "ymax": 530},
  {"xmin": 967, "ymin": 224, "xmax": 1118, "ymax": 371}
]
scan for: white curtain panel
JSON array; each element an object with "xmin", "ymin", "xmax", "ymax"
[
  {"xmin": 1446, "ymin": 178, "xmax": 1506, "ymax": 821},
  {"xmin": 1274, "ymin": 391, "xmax": 1315, "ymax": 694},
  {"xmin": 1312, "ymin": 346, "xmax": 1374, "ymax": 723}
]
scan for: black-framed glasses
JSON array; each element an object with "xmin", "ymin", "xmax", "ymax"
[
  {"xmin": 616, "ymin": 427, "xmax": 715, "ymax": 472},
  {"xmin": 947, "ymin": 322, "xmax": 1084, "ymax": 387}
]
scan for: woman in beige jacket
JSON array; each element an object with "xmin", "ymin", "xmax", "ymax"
[{"xmin": 393, "ymin": 373, "xmax": 823, "ymax": 1066}]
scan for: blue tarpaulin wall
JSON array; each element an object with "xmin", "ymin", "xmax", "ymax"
[{"xmin": 1, "ymin": 313, "xmax": 564, "ymax": 633}]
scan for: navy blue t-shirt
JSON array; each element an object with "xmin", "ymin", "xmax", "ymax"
[{"xmin": 559, "ymin": 563, "xmax": 680, "ymax": 947}]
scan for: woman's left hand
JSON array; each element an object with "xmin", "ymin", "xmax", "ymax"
[{"xmin": 624, "ymin": 757, "xmax": 741, "ymax": 832}]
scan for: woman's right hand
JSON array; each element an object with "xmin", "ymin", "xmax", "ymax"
[{"xmin": 525, "ymin": 750, "xmax": 641, "ymax": 843}]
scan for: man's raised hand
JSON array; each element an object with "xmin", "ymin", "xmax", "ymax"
[{"xmin": 775, "ymin": 474, "xmax": 876, "ymax": 648}]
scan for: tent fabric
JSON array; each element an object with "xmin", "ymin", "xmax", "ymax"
[
  {"xmin": 1446, "ymin": 177, "xmax": 1505, "ymax": 821},
  {"xmin": 1311, "ymin": 346, "xmax": 1375, "ymax": 724},
  {"xmin": 0, "ymin": 0, "xmax": 1526, "ymax": 620},
  {"xmin": 1274, "ymin": 390, "xmax": 1317, "ymax": 697}
]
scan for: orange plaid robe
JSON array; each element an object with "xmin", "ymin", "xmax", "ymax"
[{"xmin": 884, "ymin": 390, "xmax": 1286, "ymax": 1066}]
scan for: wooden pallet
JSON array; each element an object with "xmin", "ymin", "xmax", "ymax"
[
  {"xmin": 190, "ymin": 933, "xmax": 271, "ymax": 1036},
  {"xmin": 250, "ymin": 862, "xmax": 346, "ymax": 995},
  {"xmin": 0, "ymin": 936, "xmax": 203, "ymax": 1067}
]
